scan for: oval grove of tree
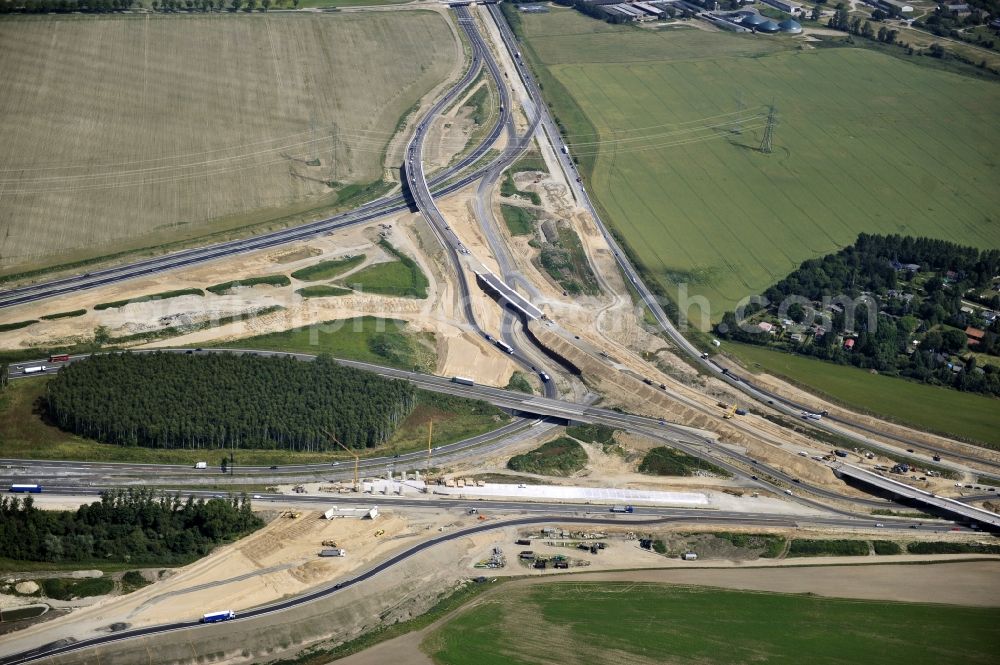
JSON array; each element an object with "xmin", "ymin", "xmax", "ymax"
[{"xmin": 45, "ymin": 352, "xmax": 416, "ymax": 451}]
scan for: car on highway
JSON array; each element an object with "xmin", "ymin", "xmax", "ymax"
[
  {"xmin": 253, "ymin": 495, "xmax": 263, "ymax": 499},
  {"xmin": 875, "ymin": 523, "xmax": 884, "ymax": 528},
  {"xmin": 270, "ymin": 465, "xmax": 278, "ymax": 470}
]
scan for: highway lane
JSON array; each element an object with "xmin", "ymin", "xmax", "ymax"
[
  {"xmin": 484, "ymin": 3, "xmax": 1000, "ymax": 476},
  {"xmin": 0, "ymin": 502, "xmax": 941, "ymax": 665},
  {"xmin": 6, "ymin": 348, "xmax": 907, "ymax": 514},
  {"xmin": 405, "ymin": 6, "xmax": 558, "ymax": 399}
]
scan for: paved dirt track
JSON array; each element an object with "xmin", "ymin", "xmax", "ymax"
[{"xmin": 335, "ymin": 560, "xmax": 1000, "ymax": 665}]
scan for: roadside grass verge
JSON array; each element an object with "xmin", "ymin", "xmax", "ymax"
[
  {"xmin": 0, "ymin": 320, "xmax": 37, "ymax": 333},
  {"xmin": 539, "ymin": 226, "xmax": 600, "ymax": 296},
  {"xmin": 120, "ymin": 571, "xmax": 153, "ymax": 594},
  {"xmin": 507, "ymin": 437, "xmax": 587, "ymax": 476},
  {"xmin": 639, "ymin": 446, "xmax": 732, "ymax": 477},
  {"xmin": 296, "ymin": 285, "xmax": 352, "ymax": 298},
  {"xmin": 342, "ymin": 240, "xmax": 428, "ymax": 298},
  {"xmin": 206, "ymin": 275, "xmax": 290, "ymax": 295},
  {"xmin": 511, "ymin": 148, "xmax": 548, "ymax": 175},
  {"xmin": 40, "ymin": 577, "xmax": 113, "ymax": 601},
  {"xmin": 500, "ymin": 204, "xmax": 535, "ymax": 236},
  {"xmin": 93, "ymin": 288, "xmax": 204, "ymax": 311},
  {"xmin": 500, "ymin": 170, "xmax": 541, "ymax": 205},
  {"xmin": 725, "ymin": 341, "xmax": 1000, "ymax": 448},
  {"xmin": 39, "ymin": 309, "xmax": 87, "ymax": 321},
  {"xmin": 873, "ymin": 541, "xmax": 903, "ymax": 555},
  {"xmin": 504, "ymin": 371, "xmax": 534, "ymax": 394},
  {"xmin": 565, "ymin": 423, "xmax": 617, "ymax": 445},
  {"xmin": 906, "ymin": 541, "xmax": 1000, "ymax": 555},
  {"xmin": 290, "ymin": 255, "xmax": 365, "ymax": 282},
  {"xmin": 710, "ymin": 532, "xmax": 785, "ymax": 558},
  {"xmin": 787, "ymin": 539, "xmax": 871, "ymax": 557}
]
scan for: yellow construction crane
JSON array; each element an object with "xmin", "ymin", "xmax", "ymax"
[
  {"xmin": 426, "ymin": 420, "xmax": 434, "ymax": 467},
  {"xmin": 324, "ymin": 429, "xmax": 359, "ymax": 489}
]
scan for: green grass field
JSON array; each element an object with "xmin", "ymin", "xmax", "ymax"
[
  {"xmin": 500, "ymin": 204, "xmax": 535, "ymax": 236},
  {"xmin": 514, "ymin": 8, "xmax": 1000, "ymax": 321},
  {"xmin": 290, "ymin": 255, "xmax": 365, "ymax": 282},
  {"xmin": 341, "ymin": 241, "xmax": 428, "ymax": 298},
  {"xmin": 424, "ymin": 582, "xmax": 1000, "ymax": 665},
  {"xmin": 725, "ymin": 341, "xmax": 1000, "ymax": 447},
  {"xmin": 208, "ymin": 315, "xmax": 434, "ymax": 371}
]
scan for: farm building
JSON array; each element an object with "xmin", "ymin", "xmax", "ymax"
[
  {"xmin": 966, "ymin": 326, "xmax": 985, "ymax": 347},
  {"xmin": 761, "ymin": 0, "xmax": 802, "ymax": 13},
  {"xmin": 879, "ymin": 0, "xmax": 914, "ymax": 12}
]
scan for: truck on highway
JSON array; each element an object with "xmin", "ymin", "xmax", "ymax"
[
  {"xmin": 609, "ymin": 505, "xmax": 634, "ymax": 513},
  {"xmin": 452, "ymin": 376, "xmax": 475, "ymax": 386},
  {"xmin": 201, "ymin": 610, "xmax": 236, "ymax": 623},
  {"xmin": 9, "ymin": 484, "xmax": 42, "ymax": 494},
  {"xmin": 494, "ymin": 340, "xmax": 515, "ymax": 354},
  {"xmin": 23, "ymin": 366, "xmax": 45, "ymax": 375},
  {"xmin": 561, "ymin": 145, "xmax": 569, "ymax": 155},
  {"xmin": 539, "ymin": 372, "xmax": 551, "ymax": 382},
  {"xmin": 194, "ymin": 461, "xmax": 208, "ymax": 469},
  {"xmin": 48, "ymin": 354, "xmax": 70, "ymax": 363}
]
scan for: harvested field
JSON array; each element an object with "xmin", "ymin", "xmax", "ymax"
[{"xmin": 0, "ymin": 12, "xmax": 456, "ymax": 273}]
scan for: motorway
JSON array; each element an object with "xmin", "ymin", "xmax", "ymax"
[
  {"xmin": 482, "ymin": 2, "xmax": 1000, "ymax": 478},
  {"xmin": 5, "ymin": 347, "xmax": 922, "ymax": 518},
  {"xmin": 405, "ymin": 5, "xmax": 558, "ymax": 398},
  {"xmin": 0, "ymin": 499, "xmax": 948, "ymax": 665},
  {"xmin": 0, "ymin": 9, "xmax": 994, "ymax": 662}
]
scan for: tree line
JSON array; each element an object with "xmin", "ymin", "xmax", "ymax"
[
  {"xmin": 717, "ymin": 234, "xmax": 1000, "ymax": 397},
  {"xmin": 46, "ymin": 352, "xmax": 416, "ymax": 451},
  {"xmin": 0, "ymin": 0, "xmax": 300, "ymax": 14},
  {"xmin": 0, "ymin": 488, "xmax": 262, "ymax": 565}
]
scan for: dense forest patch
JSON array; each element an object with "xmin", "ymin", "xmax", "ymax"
[
  {"xmin": 45, "ymin": 352, "xmax": 415, "ymax": 450},
  {"xmin": 0, "ymin": 488, "xmax": 262, "ymax": 566}
]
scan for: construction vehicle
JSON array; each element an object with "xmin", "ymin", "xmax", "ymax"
[
  {"xmin": 321, "ymin": 540, "xmax": 339, "ymax": 547},
  {"xmin": 374, "ymin": 529, "xmax": 385, "ymax": 537},
  {"xmin": 723, "ymin": 404, "xmax": 738, "ymax": 419}
]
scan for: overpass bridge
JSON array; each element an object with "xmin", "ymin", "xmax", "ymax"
[
  {"xmin": 835, "ymin": 463, "xmax": 1000, "ymax": 532},
  {"xmin": 474, "ymin": 270, "xmax": 543, "ymax": 320}
]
